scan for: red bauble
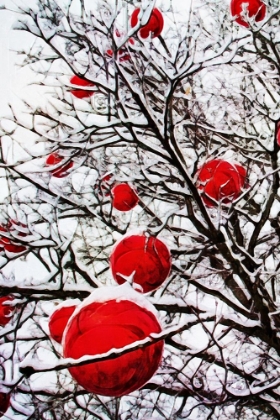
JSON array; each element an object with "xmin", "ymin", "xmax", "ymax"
[
  {"xmin": 230, "ymin": 0, "xmax": 266, "ymax": 27},
  {"xmin": 46, "ymin": 153, "xmax": 74, "ymax": 178},
  {"xmin": 0, "ymin": 297, "xmax": 14, "ymax": 326},
  {"xmin": 0, "ymin": 393, "xmax": 10, "ymax": 416},
  {"xmin": 63, "ymin": 286, "xmax": 163, "ymax": 397},
  {"xmin": 70, "ymin": 75, "xmax": 95, "ymax": 99},
  {"xmin": 49, "ymin": 304, "xmax": 77, "ymax": 343},
  {"xmin": 0, "ymin": 222, "xmax": 27, "ymax": 255},
  {"xmin": 112, "ymin": 183, "xmax": 139, "ymax": 211},
  {"xmin": 130, "ymin": 8, "xmax": 164, "ymax": 39},
  {"xmin": 197, "ymin": 159, "xmax": 246, "ymax": 207},
  {"xmin": 110, "ymin": 235, "xmax": 171, "ymax": 293}
]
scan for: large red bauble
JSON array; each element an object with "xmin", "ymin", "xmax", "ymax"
[
  {"xmin": 230, "ymin": 0, "xmax": 266, "ymax": 27},
  {"xmin": 110, "ymin": 235, "xmax": 171, "ymax": 293},
  {"xmin": 0, "ymin": 393, "xmax": 10, "ymax": 416},
  {"xmin": 63, "ymin": 286, "xmax": 164, "ymax": 397},
  {"xmin": 112, "ymin": 183, "xmax": 139, "ymax": 211},
  {"xmin": 0, "ymin": 297, "xmax": 14, "ymax": 326},
  {"xmin": 130, "ymin": 8, "xmax": 164, "ymax": 39},
  {"xmin": 197, "ymin": 159, "xmax": 246, "ymax": 207},
  {"xmin": 49, "ymin": 304, "xmax": 77, "ymax": 343},
  {"xmin": 46, "ymin": 153, "xmax": 74, "ymax": 178},
  {"xmin": 70, "ymin": 75, "xmax": 95, "ymax": 99}
]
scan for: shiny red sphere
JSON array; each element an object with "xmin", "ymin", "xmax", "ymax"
[
  {"xmin": 0, "ymin": 297, "xmax": 14, "ymax": 326},
  {"xmin": 230, "ymin": 0, "xmax": 266, "ymax": 27},
  {"xmin": 63, "ymin": 298, "xmax": 163, "ymax": 396},
  {"xmin": 110, "ymin": 235, "xmax": 171, "ymax": 293},
  {"xmin": 46, "ymin": 153, "xmax": 74, "ymax": 178},
  {"xmin": 197, "ymin": 159, "xmax": 246, "ymax": 207},
  {"xmin": 131, "ymin": 8, "xmax": 164, "ymax": 38},
  {"xmin": 70, "ymin": 75, "xmax": 95, "ymax": 99},
  {"xmin": 0, "ymin": 393, "xmax": 10, "ymax": 416},
  {"xmin": 112, "ymin": 183, "xmax": 139, "ymax": 211},
  {"xmin": 49, "ymin": 305, "xmax": 77, "ymax": 343}
]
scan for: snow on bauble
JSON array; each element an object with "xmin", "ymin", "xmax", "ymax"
[
  {"xmin": 46, "ymin": 153, "xmax": 74, "ymax": 178},
  {"xmin": 197, "ymin": 159, "xmax": 246, "ymax": 207},
  {"xmin": 112, "ymin": 183, "xmax": 139, "ymax": 211},
  {"xmin": 110, "ymin": 234, "xmax": 171, "ymax": 293},
  {"xmin": 230, "ymin": 0, "xmax": 266, "ymax": 27},
  {"xmin": 69, "ymin": 75, "xmax": 95, "ymax": 99},
  {"xmin": 130, "ymin": 8, "xmax": 164, "ymax": 39},
  {"xmin": 49, "ymin": 303, "xmax": 78, "ymax": 344},
  {"xmin": 62, "ymin": 285, "xmax": 164, "ymax": 397},
  {"xmin": 0, "ymin": 393, "xmax": 10, "ymax": 417},
  {"xmin": 0, "ymin": 297, "xmax": 14, "ymax": 326}
]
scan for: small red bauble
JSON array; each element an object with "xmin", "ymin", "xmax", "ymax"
[
  {"xmin": 0, "ymin": 297, "xmax": 14, "ymax": 326},
  {"xmin": 0, "ymin": 222, "xmax": 27, "ymax": 255},
  {"xmin": 63, "ymin": 286, "xmax": 164, "ymax": 397},
  {"xmin": 197, "ymin": 159, "xmax": 246, "ymax": 207},
  {"xmin": 0, "ymin": 393, "xmax": 10, "ymax": 416},
  {"xmin": 49, "ymin": 304, "xmax": 77, "ymax": 344},
  {"xmin": 110, "ymin": 235, "xmax": 171, "ymax": 293},
  {"xmin": 230, "ymin": 0, "xmax": 266, "ymax": 27},
  {"xmin": 70, "ymin": 75, "xmax": 95, "ymax": 99},
  {"xmin": 46, "ymin": 153, "xmax": 74, "ymax": 178},
  {"xmin": 130, "ymin": 8, "xmax": 164, "ymax": 39},
  {"xmin": 112, "ymin": 183, "xmax": 139, "ymax": 211}
]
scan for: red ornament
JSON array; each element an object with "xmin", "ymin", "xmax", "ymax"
[
  {"xmin": 197, "ymin": 159, "xmax": 246, "ymax": 207},
  {"xmin": 0, "ymin": 393, "xmax": 10, "ymax": 416},
  {"xmin": 70, "ymin": 75, "xmax": 95, "ymax": 99},
  {"xmin": 49, "ymin": 304, "xmax": 77, "ymax": 344},
  {"xmin": 63, "ymin": 286, "xmax": 164, "ymax": 396},
  {"xmin": 46, "ymin": 153, "xmax": 74, "ymax": 178},
  {"xmin": 110, "ymin": 235, "xmax": 171, "ymax": 293},
  {"xmin": 0, "ymin": 297, "xmax": 14, "ymax": 326},
  {"xmin": 130, "ymin": 8, "xmax": 164, "ymax": 39},
  {"xmin": 230, "ymin": 0, "xmax": 266, "ymax": 27},
  {"xmin": 112, "ymin": 183, "xmax": 139, "ymax": 211},
  {"xmin": 277, "ymin": 122, "xmax": 280, "ymax": 146},
  {"xmin": 0, "ymin": 221, "xmax": 27, "ymax": 255}
]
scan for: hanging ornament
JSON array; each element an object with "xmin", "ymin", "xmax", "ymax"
[
  {"xmin": 69, "ymin": 75, "xmax": 95, "ymax": 99},
  {"xmin": 230, "ymin": 0, "xmax": 266, "ymax": 27},
  {"xmin": 0, "ymin": 221, "xmax": 27, "ymax": 255},
  {"xmin": 49, "ymin": 302, "xmax": 78, "ymax": 343},
  {"xmin": 0, "ymin": 297, "xmax": 14, "ymax": 326},
  {"xmin": 197, "ymin": 159, "xmax": 247, "ymax": 207},
  {"xmin": 130, "ymin": 8, "xmax": 164, "ymax": 39},
  {"xmin": 46, "ymin": 153, "xmax": 74, "ymax": 178},
  {"xmin": 112, "ymin": 183, "xmax": 139, "ymax": 211},
  {"xmin": 63, "ymin": 285, "xmax": 164, "ymax": 397},
  {"xmin": 110, "ymin": 234, "xmax": 171, "ymax": 293}
]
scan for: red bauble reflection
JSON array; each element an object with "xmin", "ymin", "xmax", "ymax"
[
  {"xmin": 63, "ymin": 294, "xmax": 163, "ymax": 397},
  {"xmin": 46, "ymin": 153, "xmax": 74, "ymax": 178},
  {"xmin": 131, "ymin": 8, "xmax": 164, "ymax": 38},
  {"xmin": 230, "ymin": 0, "xmax": 266, "ymax": 27},
  {"xmin": 112, "ymin": 183, "xmax": 139, "ymax": 211},
  {"xmin": 197, "ymin": 159, "xmax": 246, "ymax": 207},
  {"xmin": 110, "ymin": 235, "xmax": 171, "ymax": 293},
  {"xmin": 0, "ymin": 393, "xmax": 10, "ymax": 416},
  {"xmin": 70, "ymin": 75, "xmax": 95, "ymax": 99},
  {"xmin": 0, "ymin": 297, "xmax": 14, "ymax": 326},
  {"xmin": 49, "ymin": 305, "xmax": 77, "ymax": 343}
]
